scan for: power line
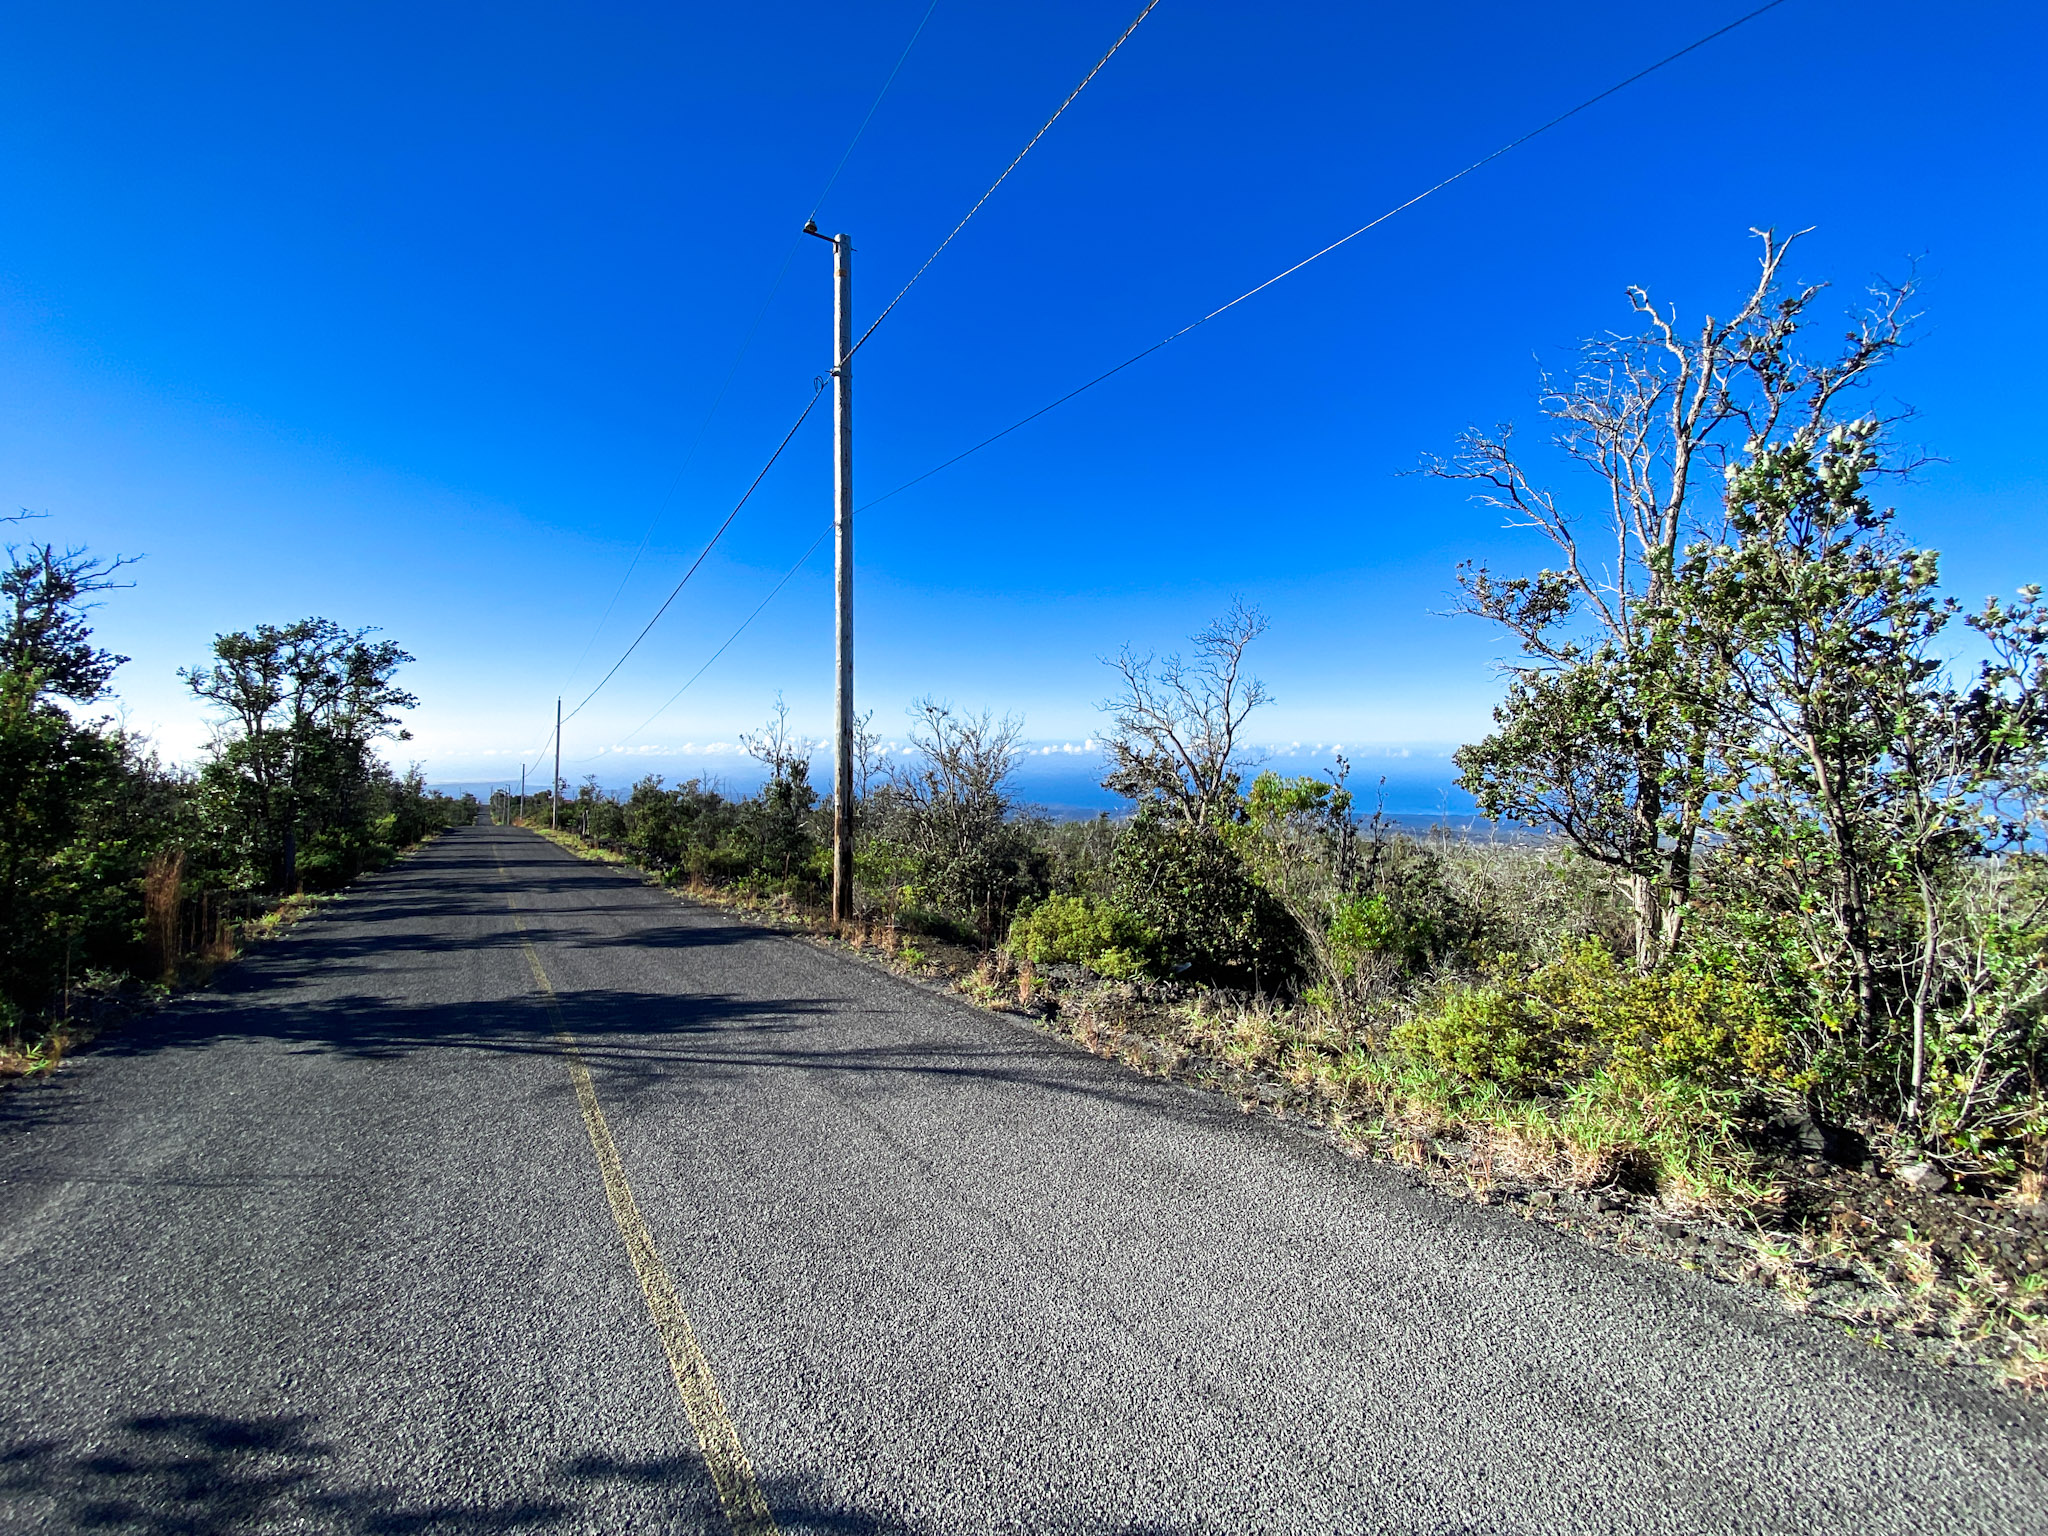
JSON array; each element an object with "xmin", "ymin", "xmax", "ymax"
[
  {"xmin": 567, "ymin": 2, "xmax": 1167, "ymax": 764},
  {"xmin": 598, "ymin": 525, "xmax": 833, "ymax": 757},
  {"xmin": 550, "ymin": 0, "xmax": 948, "ymax": 702},
  {"xmin": 555, "ymin": 252, "xmax": 800, "ymax": 692},
  {"xmin": 856, "ymin": 0, "xmax": 1794, "ymax": 514},
  {"xmin": 530, "ymin": 3, "xmax": 1153, "ymax": 777},
  {"xmin": 542, "ymin": 0, "xmax": 1794, "ymax": 773},
  {"xmin": 809, "ymin": 0, "xmax": 946, "ymax": 223},
  {"xmin": 848, "ymin": 0, "xmax": 1163, "ymax": 359},
  {"xmin": 525, "ymin": 384, "xmax": 826, "ymax": 777}
]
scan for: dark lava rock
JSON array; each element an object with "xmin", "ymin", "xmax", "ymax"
[
  {"xmin": 1898, "ymin": 1161, "xmax": 1951, "ymax": 1195},
  {"xmin": 1748, "ymin": 1104, "xmax": 1870, "ymax": 1169}
]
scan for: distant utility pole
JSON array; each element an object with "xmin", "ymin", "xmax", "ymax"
[
  {"xmin": 805, "ymin": 218, "xmax": 855, "ymax": 927},
  {"xmin": 519, "ymin": 764, "xmax": 526, "ymax": 825},
  {"xmin": 553, "ymin": 696, "xmax": 562, "ymax": 832}
]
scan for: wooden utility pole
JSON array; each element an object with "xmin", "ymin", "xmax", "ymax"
[
  {"xmin": 805, "ymin": 220, "xmax": 856, "ymax": 925},
  {"xmin": 832, "ymin": 231, "xmax": 854, "ymax": 926},
  {"xmin": 553, "ymin": 696, "xmax": 562, "ymax": 831},
  {"xmin": 519, "ymin": 764, "xmax": 525, "ymax": 825}
]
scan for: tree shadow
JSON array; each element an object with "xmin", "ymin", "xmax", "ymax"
[
  {"xmin": 69, "ymin": 984, "xmax": 830, "ymax": 1074},
  {"xmin": 0, "ymin": 823, "xmax": 1283, "ymax": 1164},
  {"xmin": 0, "ymin": 1409, "xmax": 1204, "ymax": 1534},
  {"xmin": 0, "ymin": 1411, "xmax": 567, "ymax": 1534}
]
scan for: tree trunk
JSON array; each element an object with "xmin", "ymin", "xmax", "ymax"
[
  {"xmin": 1629, "ymin": 873, "xmax": 1660, "ymax": 971},
  {"xmin": 1906, "ymin": 865, "xmax": 1940, "ymax": 1132}
]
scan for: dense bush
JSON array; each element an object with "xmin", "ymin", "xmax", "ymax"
[
  {"xmin": 1394, "ymin": 943, "xmax": 1791, "ymax": 1095},
  {"xmin": 563, "ymin": 773, "xmax": 824, "ymax": 900},
  {"xmin": 1037, "ymin": 813, "xmax": 1118, "ymax": 901},
  {"xmin": 1007, "ymin": 894, "xmax": 1160, "ymax": 979},
  {"xmin": 0, "ymin": 535, "xmax": 471, "ymax": 1031},
  {"xmin": 1105, "ymin": 805, "xmax": 1300, "ymax": 988},
  {"xmin": 0, "ymin": 671, "xmax": 151, "ymax": 1011}
]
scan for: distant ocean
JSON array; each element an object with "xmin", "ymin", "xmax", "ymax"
[{"xmin": 432, "ymin": 741, "xmax": 1524, "ymax": 837}]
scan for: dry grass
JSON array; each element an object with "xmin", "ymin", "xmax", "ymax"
[
  {"xmin": 143, "ymin": 849, "xmax": 183, "ymax": 982},
  {"xmin": 1112, "ymin": 988, "xmax": 1781, "ymax": 1217},
  {"xmin": 528, "ymin": 826, "xmax": 980, "ymax": 993},
  {"xmin": 528, "ymin": 825, "xmax": 632, "ymax": 864},
  {"xmin": 0, "ymin": 1030, "xmax": 67, "ymax": 1080}
]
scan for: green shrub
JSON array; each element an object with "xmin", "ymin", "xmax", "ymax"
[
  {"xmin": 1327, "ymin": 890, "xmax": 1453, "ymax": 978},
  {"xmin": 1596, "ymin": 958, "xmax": 1791, "ymax": 1089},
  {"xmin": 1089, "ymin": 945, "xmax": 1153, "ymax": 981},
  {"xmin": 896, "ymin": 902, "xmax": 980, "ymax": 946},
  {"xmin": 1395, "ymin": 942, "xmax": 1790, "ymax": 1093},
  {"xmin": 1395, "ymin": 974, "xmax": 1561, "ymax": 1090},
  {"xmin": 1007, "ymin": 893, "xmax": 1161, "ymax": 977},
  {"xmin": 684, "ymin": 842, "xmax": 752, "ymax": 885},
  {"xmin": 1106, "ymin": 807, "xmax": 1300, "ymax": 987}
]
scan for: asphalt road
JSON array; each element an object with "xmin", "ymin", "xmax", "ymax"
[{"xmin": 2, "ymin": 823, "xmax": 2043, "ymax": 1534}]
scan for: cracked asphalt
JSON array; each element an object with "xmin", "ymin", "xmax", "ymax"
[{"xmin": 2, "ymin": 823, "xmax": 2043, "ymax": 1534}]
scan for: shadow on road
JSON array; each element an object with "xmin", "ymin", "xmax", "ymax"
[
  {"xmin": 0, "ymin": 1408, "xmax": 1201, "ymax": 1535},
  {"xmin": 0, "ymin": 823, "xmax": 1253, "ymax": 1156}
]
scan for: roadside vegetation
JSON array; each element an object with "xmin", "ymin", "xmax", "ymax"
[
  {"xmin": 0, "ymin": 530, "xmax": 472, "ymax": 1077},
  {"xmin": 530, "ymin": 233, "xmax": 2048, "ymax": 1385}
]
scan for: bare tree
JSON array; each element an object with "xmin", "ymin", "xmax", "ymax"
[
  {"xmin": 882, "ymin": 699, "xmax": 1030, "ymax": 941},
  {"xmin": 1433, "ymin": 228, "xmax": 1918, "ymax": 967},
  {"xmin": 740, "ymin": 693, "xmax": 816, "ymax": 788},
  {"xmin": 1100, "ymin": 601, "xmax": 1271, "ymax": 827},
  {"xmin": 851, "ymin": 708, "xmax": 883, "ymax": 805}
]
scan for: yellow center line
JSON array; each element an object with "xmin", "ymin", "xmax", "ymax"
[{"xmin": 493, "ymin": 841, "xmax": 777, "ymax": 1536}]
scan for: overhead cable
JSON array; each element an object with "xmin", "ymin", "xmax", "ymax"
[
  {"xmin": 857, "ymin": 0, "xmax": 1794, "ymax": 514},
  {"xmin": 557, "ymin": 3, "xmax": 1159, "ymax": 762},
  {"xmin": 541, "ymin": 0, "xmax": 1794, "ymax": 768},
  {"xmin": 809, "ymin": 0, "xmax": 947, "ymax": 223},
  {"xmin": 525, "ymin": 383, "xmax": 826, "ymax": 777},
  {"xmin": 548, "ymin": 1, "xmax": 947, "ymax": 705},
  {"xmin": 600, "ymin": 525, "xmax": 834, "ymax": 756},
  {"xmin": 554, "ymin": 268, "xmax": 798, "ymax": 693},
  {"xmin": 848, "ymin": 0, "xmax": 1163, "ymax": 359}
]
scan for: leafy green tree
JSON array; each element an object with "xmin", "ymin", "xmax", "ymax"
[
  {"xmin": 1, "ymin": 541, "xmax": 133, "ymax": 704},
  {"xmin": 1690, "ymin": 422, "xmax": 2048, "ymax": 1119},
  {"xmin": 1227, "ymin": 769, "xmax": 1362, "ymax": 1006},
  {"xmin": 183, "ymin": 619, "xmax": 417, "ymax": 889},
  {"xmin": 0, "ymin": 533, "xmax": 167, "ymax": 1015},
  {"xmin": 1436, "ymin": 229, "xmax": 1916, "ymax": 967},
  {"xmin": 0, "ymin": 672, "xmax": 125, "ymax": 1010},
  {"xmin": 1107, "ymin": 803, "xmax": 1299, "ymax": 990}
]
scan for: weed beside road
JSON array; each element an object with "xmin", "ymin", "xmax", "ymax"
[{"xmin": 2, "ymin": 857, "xmax": 422, "ymax": 1087}]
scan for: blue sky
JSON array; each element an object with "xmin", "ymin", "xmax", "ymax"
[{"xmin": 1, "ymin": 1, "xmax": 2041, "ymax": 811}]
